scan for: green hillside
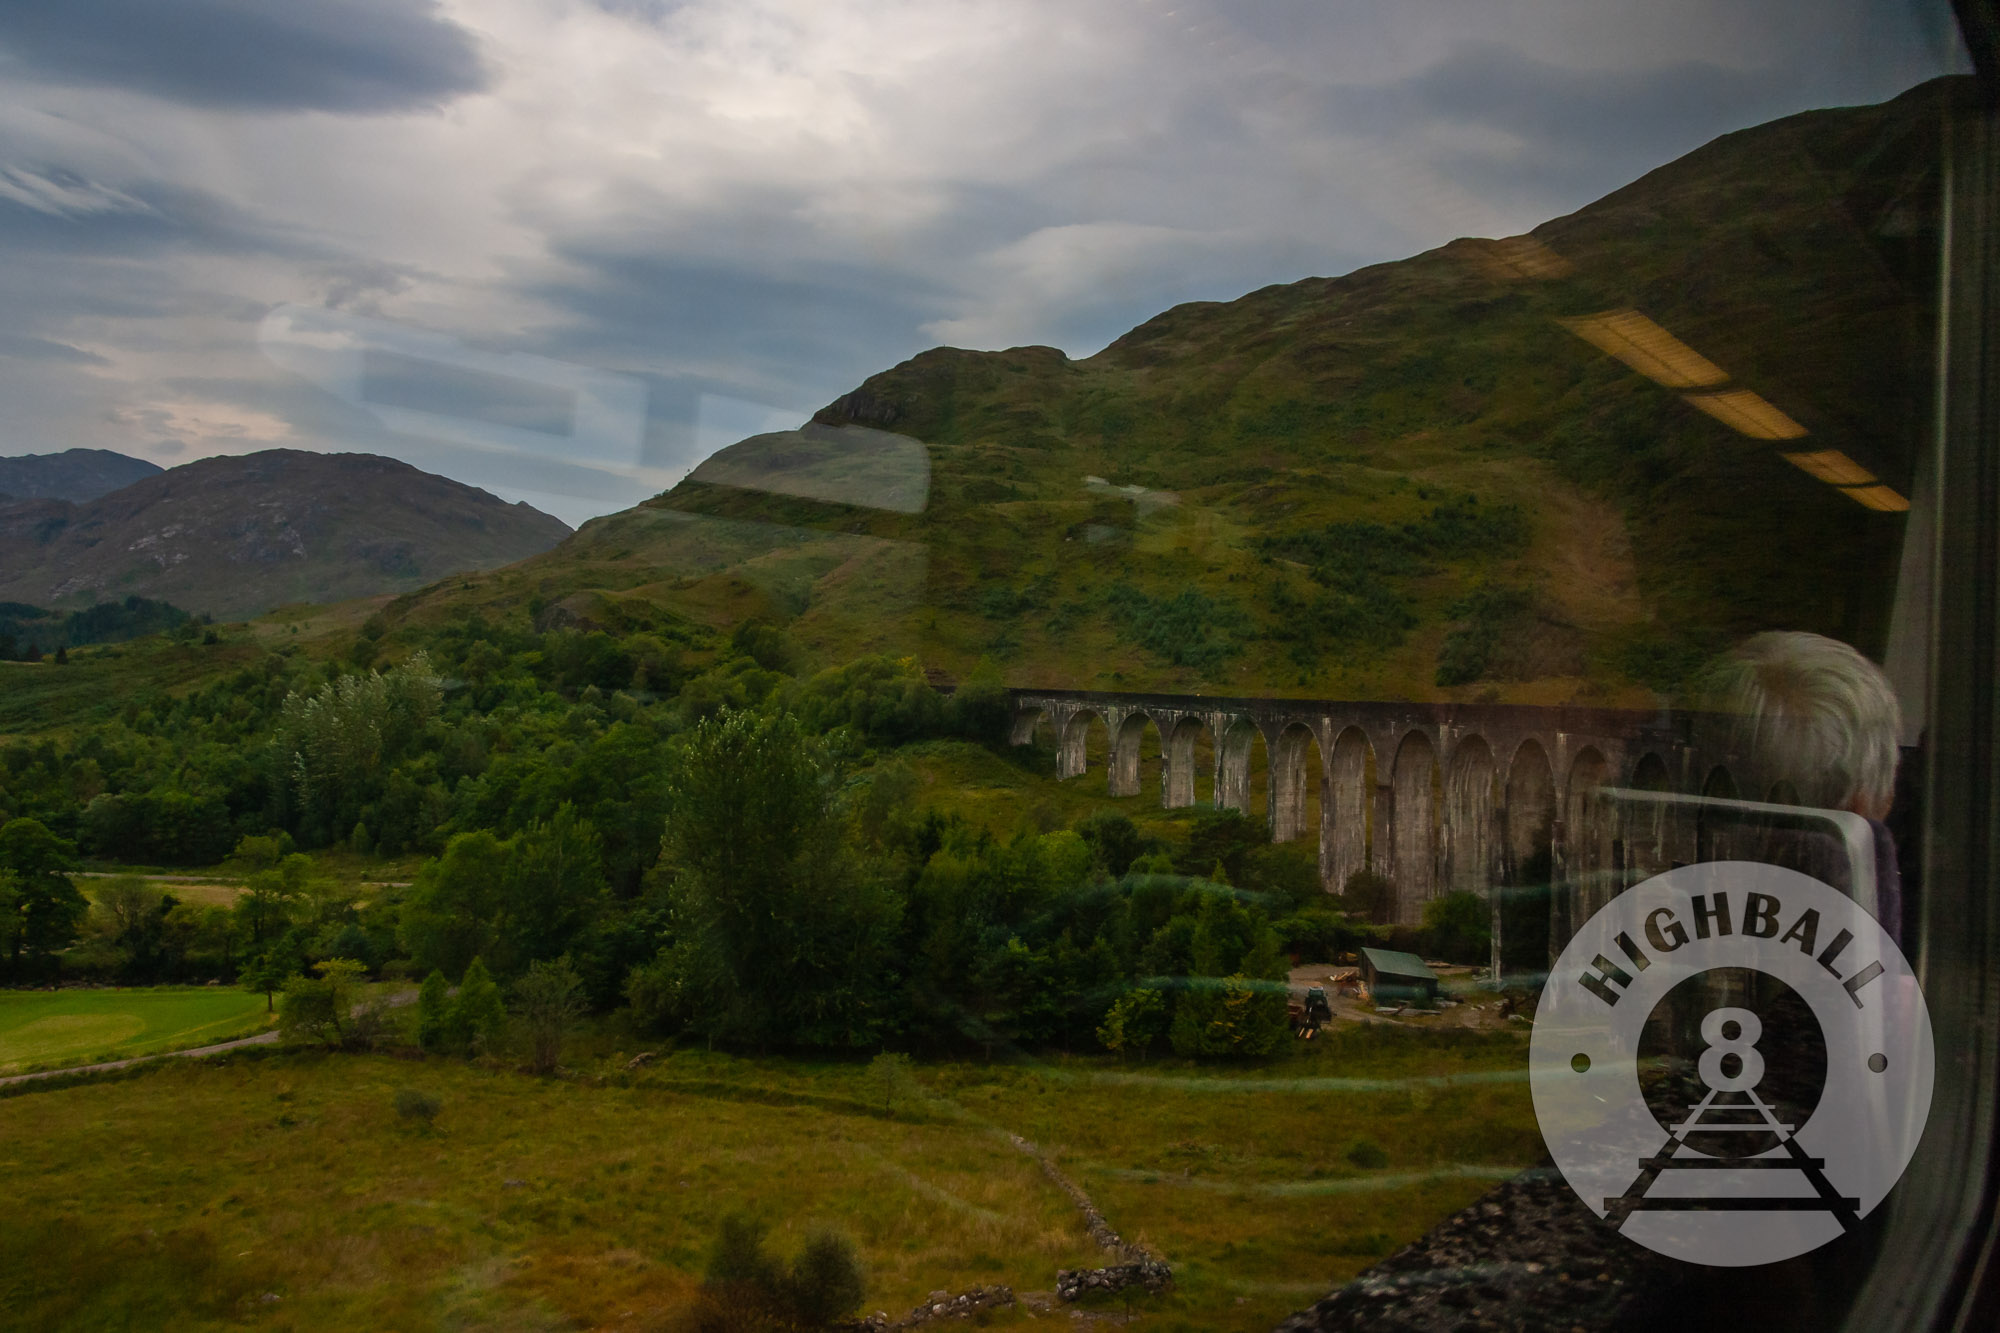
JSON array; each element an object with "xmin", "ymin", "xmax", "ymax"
[{"xmin": 327, "ymin": 81, "xmax": 1952, "ymax": 703}]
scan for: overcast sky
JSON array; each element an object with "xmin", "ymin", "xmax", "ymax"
[{"xmin": 0, "ymin": 0, "xmax": 1968, "ymax": 525}]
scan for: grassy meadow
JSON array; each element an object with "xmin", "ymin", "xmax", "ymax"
[
  {"xmin": 0, "ymin": 1023, "xmax": 1536, "ymax": 1331},
  {"xmin": 0, "ymin": 987, "xmax": 273, "ymax": 1076}
]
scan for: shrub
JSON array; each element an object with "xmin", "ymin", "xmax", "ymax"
[
  {"xmin": 697, "ymin": 1215, "xmax": 866, "ymax": 1331},
  {"xmin": 1272, "ymin": 907, "xmax": 1355, "ymax": 959},
  {"xmin": 446, "ymin": 957, "xmax": 506, "ymax": 1055},
  {"xmin": 1103, "ymin": 584, "xmax": 1250, "ymax": 671},
  {"xmin": 277, "ymin": 958, "xmax": 368, "ymax": 1047},
  {"xmin": 1435, "ymin": 585, "xmax": 1539, "ymax": 686},
  {"xmin": 1347, "ymin": 1139, "xmax": 1389, "ymax": 1169},
  {"xmin": 1617, "ymin": 631, "xmax": 1710, "ymax": 693},
  {"xmin": 780, "ymin": 1230, "xmax": 866, "ymax": 1328},
  {"xmin": 623, "ymin": 945, "xmax": 691, "ymax": 1035},
  {"xmin": 416, "ymin": 970, "xmax": 450, "ymax": 1052},
  {"xmin": 731, "ymin": 621, "xmax": 798, "ymax": 674},
  {"xmin": 394, "ymin": 1088, "xmax": 441, "ymax": 1127},
  {"xmin": 347, "ymin": 997, "xmax": 395, "ymax": 1051},
  {"xmin": 705, "ymin": 1214, "xmax": 780, "ymax": 1291},
  {"xmin": 945, "ymin": 657, "xmax": 1012, "ymax": 746},
  {"xmin": 795, "ymin": 655, "xmax": 943, "ymax": 745},
  {"xmin": 1075, "ymin": 811, "xmax": 1150, "ymax": 879},
  {"xmin": 513, "ymin": 956, "xmax": 586, "ymax": 1074},
  {"xmin": 866, "ymin": 1052, "xmax": 917, "ymax": 1115},
  {"xmin": 853, "ymin": 762, "xmax": 919, "ymax": 849},
  {"xmin": 1422, "ymin": 890, "xmax": 1492, "ymax": 965},
  {"xmin": 1259, "ymin": 495, "xmax": 1529, "ymax": 666},
  {"xmin": 1096, "ymin": 987, "xmax": 1168, "ymax": 1058},
  {"xmin": 1340, "ymin": 869, "xmax": 1395, "ymax": 924},
  {"xmin": 1169, "ymin": 976, "xmax": 1287, "ymax": 1058},
  {"xmin": 1173, "ymin": 808, "xmax": 1265, "ymax": 884}
]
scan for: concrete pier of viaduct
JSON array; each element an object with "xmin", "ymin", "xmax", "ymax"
[{"xmin": 1008, "ymin": 688, "xmax": 1764, "ymax": 961}]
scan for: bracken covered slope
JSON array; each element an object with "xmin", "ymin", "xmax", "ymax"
[{"xmin": 387, "ymin": 79, "xmax": 1958, "ymax": 703}]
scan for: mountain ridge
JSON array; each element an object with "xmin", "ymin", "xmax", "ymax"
[
  {"xmin": 0, "ymin": 449, "xmax": 570, "ymax": 621},
  {"xmin": 0, "ymin": 448, "xmax": 162, "ymax": 504},
  {"xmin": 371, "ymin": 78, "xmax": 1959, "ymax": 703}
]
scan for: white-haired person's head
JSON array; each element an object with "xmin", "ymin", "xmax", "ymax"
[{"xmin": 1703, "ymin": 631, "xmax": 1902, "ymax": 819}]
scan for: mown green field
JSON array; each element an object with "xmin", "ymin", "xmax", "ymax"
[
  {"xmin": 0, "ymin": 988, "xmax": 273, "ymax": 1076},
  {"xmin": 0, "ymin": 1025, "xmax": 1537, "ymax": 1331}
]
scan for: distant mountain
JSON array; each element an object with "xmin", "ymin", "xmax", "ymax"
[
  {"xmin": 0, "ymin": 448, "xmax": 162, "ymax": 503},
  {"xmin": 0, "ymin": 450, "xmax": 571, "ymax": 620},
  {"xmin": 375, "ymin": 79, "xmax": 1957, "ymax": 702}
]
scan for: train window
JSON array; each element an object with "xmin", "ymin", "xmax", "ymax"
[{"xmin": 1, "ymin": 3, "xmax": 1996, "ymax": 1329}]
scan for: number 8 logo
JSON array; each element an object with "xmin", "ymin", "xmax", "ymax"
[
  {"xmin": 1698, "ymin": 1006, "xmax": 1766, "ymax": 1092},
  {"xmin": 1532, "ymin": 864, "xmax": 1935, "ymax": 1266}
]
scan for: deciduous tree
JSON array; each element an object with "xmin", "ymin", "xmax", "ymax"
[
  {"xmin": 656, "ymin": 709, "xmax": 899, "ymax": 1049},
  {"xmin": 278, "ymin": 958, "xmax": 368, "ymax": 1046},
  {"xmin": 513, "ymin": 956, "xmax": 586, "ymax": 1074},
  {"xmin": 0, "ymin": 818, "xmax": 86, "ymax": 981}
]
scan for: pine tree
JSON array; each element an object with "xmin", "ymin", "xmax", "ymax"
[
  {"xmin": 448, "ymin": 957, "xmax": 506, "ymax": 1055},
  {"xmin": 416, "ymin": 969, "xmax": 450, "ymax": 1052}
]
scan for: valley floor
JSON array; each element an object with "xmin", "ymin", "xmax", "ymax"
[
  {"xmin": 0, "ymin": 986, "xmax": 273, "ymax": 1077},
  {"xmin": 0, "ymin": 1024, "xmax": 1535, "ymax": 1331}
]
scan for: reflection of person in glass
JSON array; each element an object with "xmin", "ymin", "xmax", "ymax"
[{"xmin": 1704, "ymin": 631, "xmax": 1904, "ymax": 940}]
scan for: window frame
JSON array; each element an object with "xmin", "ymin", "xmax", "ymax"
[{"xmin": 1848, "ymin": 9, "xmax": 2000, "ymax": 1325}]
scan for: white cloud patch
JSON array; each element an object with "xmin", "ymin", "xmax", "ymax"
[
  {"xmin": 924, "ymin": 222, "xmax": 1239, "ymax": 349},
  {"xmin": 111, "ymin": 399, "xmax": 297, "ymax": 454},
  {"xmin": 0, "ymin": 164, "xmax": 158, "ymax": 218}
]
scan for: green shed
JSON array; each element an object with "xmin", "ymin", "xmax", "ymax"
[{"xmin": 1359, "ymin": 948, "xmax": 1441, "ymax": 1008}]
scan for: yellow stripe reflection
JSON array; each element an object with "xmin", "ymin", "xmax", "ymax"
[
  {"xmin": 1683, "ymin": 389, "xmax": 1808, "ymax": 439},
  {"xmin": 1471, "ymin": 235, "xmax": 1573, "ymax": 281},
  {"xmin": 1560, "ymin": 309, "xmax": 1728, "ymax": 388},
  {"xmin": 1842, "ymin": 484, "xmax": 1910, "ymax": 512},
  {"xmin": 1782, "ymin": 450, "xmax": 1875, "ymax": 486}
]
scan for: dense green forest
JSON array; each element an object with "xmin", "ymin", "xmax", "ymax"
[
  {"xmin": 0, "ymin": 610, "xmax": 1483, "ymax": 1059},
  {"xmin": 0, "ymin": 596, "xmax": 193, "ymax": 661}
]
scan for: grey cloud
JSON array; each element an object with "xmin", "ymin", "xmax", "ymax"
[
  {"xmin": 524, "ymin": 243, "xmax": 953, "ymax": 406},
  {"xmin": 0, "ymin": 0, "xmax": 485, "ymax": 113},
  {"xmin": 0, "ymin": 0, "xmax": 1965, "ymax": 529},
  {"xmin": 1408, "ymin": 45, "xmax": 1801, "ymax": 164},
  {"xmin": 1294, "ymin": 44, "xmax": 1831, "ymax": 229},
  {"xmin": 587, "ymin": 0, "xmax": 688, "ymax": 21},
  {"xmin": 0, "ymin": 332, "xmax": 107, "ymax": 364},
  {"xmin": 0, "ymin": 168, "xmax": 328, "ymax": 271},
  {"xmin": 313, "ymin": 258, "xmax": 420, "ymax": 313}
]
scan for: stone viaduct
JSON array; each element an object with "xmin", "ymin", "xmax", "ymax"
[{"xmin": 1008, "ymin": 688, "xmax": 1767, "ymax": 969}]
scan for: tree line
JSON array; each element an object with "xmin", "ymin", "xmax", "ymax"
[{"xmin": 0, "ymin": 610, "xmax": 1488, "ymax": 1056}]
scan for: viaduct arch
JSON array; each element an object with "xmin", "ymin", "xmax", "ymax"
[{"xmin": 1009, "ymin": 688, "xmax": 1751, "ymax": 971}]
